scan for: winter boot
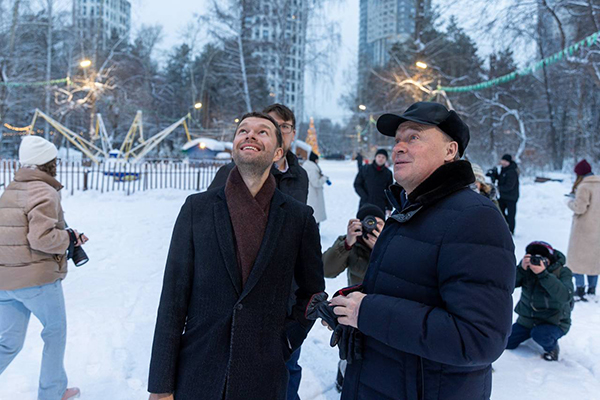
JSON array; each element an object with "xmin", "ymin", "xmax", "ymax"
[
  {"xmin": 543, "ymin": 344, "xmax": 559, "ymax": 362},
  {"xmin": 61, "ymin": 388, "xmax": 80, "ymax": 400},
  {"xmin": 575, "ymin": 286, "xmax": 588, "ymax": 302},
  {"xmin": 588, "ymin": 286, "xmax": 596, "ymax": 296}
]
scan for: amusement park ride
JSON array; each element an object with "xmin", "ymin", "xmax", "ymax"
[{"xmin": 27, "ymin": 109, "xmax": 192, "ymax": 164}]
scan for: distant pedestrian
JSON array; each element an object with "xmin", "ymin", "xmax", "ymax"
[
  {"xmin": 566, "ymin": 159, "xmax": 600, "ymax": 302},
  {"xmin": 353, "ymin": 149, "xmax": 393, "ymax": 214},
  {"xmin": 0, "ymin": 136, "xmax": 86, "ymax": 400},
  {"xmin": 488, "ymin": 154, "xmax": 519, "ymax": 233},
  {"xmin": 302, "ymin": 152, "xmax": 329, "ymax": 225},
  {"xmin": 506, "ymin": 241, "xmax": 573, "ymax": 361},
  {"xmin": 355, "ymin": 152, "xmax": 363, "ymax": 170}
]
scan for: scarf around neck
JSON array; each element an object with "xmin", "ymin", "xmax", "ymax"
[{"xmin": 225, "ymin": 166, "xmax": 276, "ymax": 286}]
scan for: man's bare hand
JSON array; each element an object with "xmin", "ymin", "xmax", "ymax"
[
  {"xmin": 330, "ymin": 292, "xmax": 366, "ymax": 329},
  {"xmin": 149, "ymin": 394, "xmax": 173, "ymax": 400},
  {"xmin": 345, "ymin": 219, "xmax": 362, "ymax": 247},
  {"xmin": 363, "ymin": 228, "xmax": 380, "ymax": 249}
]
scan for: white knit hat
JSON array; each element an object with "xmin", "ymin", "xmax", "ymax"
[
  {"xmin": 471, "ymin": 163, "xmax": 486, "ymax": 183},
  {"xmin": 19, "ymin": 135, "xmax": 58, "ymax": 166}
]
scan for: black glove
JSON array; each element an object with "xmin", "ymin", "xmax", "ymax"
[
  {"xmin": 305, "ymin": 292, "xmax": 342, "ymax": 346},
  {"xmin": 337, "ymin": 325, "xmax": 363, "ymax": 364},
  {"xmin": 486, "ymin": 168, "xmax": 498, "ymax": 181},
  {"xmin": 333, "ymin": 284, "xmax": 365, "ymax": 364}
]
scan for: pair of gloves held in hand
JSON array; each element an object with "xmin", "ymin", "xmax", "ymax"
[{"xmin": 305, "ymin": 285, "xmax": 364, "ymax": 364}]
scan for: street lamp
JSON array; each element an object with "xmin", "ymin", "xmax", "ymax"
[
  {"xmin": 234, "ymin": 118, "xmax": 240, "ymax": 123},
  {"xmin": 194, "ymin": 102, "xmax": 203, "ymax": 109},
  {"xmin": 358, "ymin": 104, "xmax": 367, "ymax": 111},
  {"xmin": 416, "ymin": 61, "xmax": 428, "ymax": 70},
  {"xmin": 79, "ymin": 59, "xmax": 92, "ymax": 69}
]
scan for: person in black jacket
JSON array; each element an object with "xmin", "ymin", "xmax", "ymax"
[
  {"xmin": 487, "ymin": 154, "xmax": 519, "ymax": 233},
  {"xmin": 147, "ymin": 112, "xmax": 325, "ymax": 400},
  {"xmin": 328, "ymin": 102, "xmax": 515, "ymax": 400},
  {"xmin": 353, "ymin": 149, "xmax": 394, "ymax": 214},
  {"xmin": 208, "ymin": 104, "xmax": 309, "ymax": 205},
  {"xmin": 208, "ymin": 105, "xmax": 309, "ymax": 400},
  {"xmin": 506, "ymin": 241, "xmax": 573, "ymax": 362}
]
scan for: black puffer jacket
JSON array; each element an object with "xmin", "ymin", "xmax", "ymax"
[
  {"xmin": 497, "ymin": 162, "xmax": 519, "ymax": 201},
  {"xmin": 208, "ymin": 152, "xmax": 309, "ymax": 204},
  {"xmin": 353, "ymin": 163, "xmax": 394, "ymax": 212},
  {"xmin": 342, "ymin": 161, "xmax": 516, "ymax": 400}
]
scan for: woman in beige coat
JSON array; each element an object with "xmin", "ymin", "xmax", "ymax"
[
  {"xmin": 302, "ymin": 152, "xmax": 329, "ymax": 224},
  {"xmin": 566, "ymin": 159, "xmax": 600, "ymax": 301}
]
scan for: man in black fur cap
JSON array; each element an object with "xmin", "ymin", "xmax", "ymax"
[{"xmin": 330, "ymin": 102, "xmax": 516, "ymax": 400}]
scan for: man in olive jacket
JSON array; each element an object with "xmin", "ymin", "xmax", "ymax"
[
  {"xmin": 506, "ymin": 241, "xmax": 573, "ymax": 361},
  {"xmin": 323, "ymin": 204, "xmax": 385, "ymax": 286},
  {"xmin": 148, "ymin": 112, "xmax": 324, "ymax": 400}
]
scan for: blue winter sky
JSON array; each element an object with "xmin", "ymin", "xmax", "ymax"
[{"xmin": 131, "ymin": 0, "xmax": 523, "ymax": 123}]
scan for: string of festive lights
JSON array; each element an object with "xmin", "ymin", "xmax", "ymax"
[
  {"xmin": 438, "ymin": 30, "xmax": 600, "ymax": 93},
  {"xmin": 0, "ymin": 77, "xmax": 70, "ymax": 88},
  {"xmin": 3, "ymin": 123, "xmax": 32, "ymax": 132}
]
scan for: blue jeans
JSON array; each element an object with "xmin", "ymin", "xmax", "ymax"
[
  {"xmin": 573, "ymin": 274, "xmax": 598, "ymax": 288},
  {"xmin": 0, "ymin": 280, "xmax": 68, "ymax": 400},
  {"xmin": 506, "ymin": 322, "xmax": 564, "ymax": 353},
  {"xmin": 286, "ymin": 346, "xmax": 302, "ymax": 400}
]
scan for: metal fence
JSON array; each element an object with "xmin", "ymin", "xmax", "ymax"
[{"xmin": 0, "ymin": 159, "xmax": 230, "ymax": 195}]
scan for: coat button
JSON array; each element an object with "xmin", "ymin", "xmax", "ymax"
[{"xmin": 236, "ymin": 303, "xmax": 243, "ymax": 311}]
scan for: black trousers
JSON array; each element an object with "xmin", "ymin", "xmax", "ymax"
[{"xmin": 498, "ymin": 198, "xmax": 517, "ymax": 233}]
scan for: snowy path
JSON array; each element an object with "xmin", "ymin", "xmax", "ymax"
[{"xmin": 1, "ymin": 161, "xmax": 598, "ymax": 399}]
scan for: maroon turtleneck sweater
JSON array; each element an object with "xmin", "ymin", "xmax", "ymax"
[{"xmin": 224, "ymin": 166, "xmax": 276, "ymax": 286}]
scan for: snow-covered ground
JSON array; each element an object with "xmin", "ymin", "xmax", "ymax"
[{"xmin": 1, "ymin": 160, "xmax": 598, "ymax": 399}]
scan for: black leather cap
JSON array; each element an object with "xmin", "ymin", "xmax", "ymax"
[{"xmin": 377, "ymin": 102, "xmax": 470, "ymax": 156}]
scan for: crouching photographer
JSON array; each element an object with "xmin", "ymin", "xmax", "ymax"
[
  {"xmin": 0, "ymin": 136, "xmax": 88, "ymax": 399},
  {"xmin": 321, "ymin": 203, "xmax": 384, "ymax": 391},
  {"xmin": 506, "ymin": 241, "xmax": 574, "ymax": 361}
]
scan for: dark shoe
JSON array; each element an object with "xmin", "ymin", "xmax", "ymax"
[
  {"xmin": 335, "ymin": 367, "xmax": 344, "ymax": 393},
  {"xmin": 575, "ymin": 287, "xmax": 588, "ymax": 302},
  {"xmin": 588, "ymin": 287, "xmax": 596, "ymax": 295},
  {"xmin": 543, "ymin": 344, "xmax": 559, "ymax": 361}
]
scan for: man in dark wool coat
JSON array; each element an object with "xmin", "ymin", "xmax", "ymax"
[
  {"xmin": 147, "ymin": 112, "xmax": 325, "ymax": 400},
  {"xmin": 330, "ymin": 102, "xmax": 516, "ymax": 400}
]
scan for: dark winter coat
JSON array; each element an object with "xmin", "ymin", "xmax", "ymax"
[
  {"xmin": 322, "ymin": 236, "xmax": 372, "ymax": 286},
  {"xmin": 208, "ymin": 152, "xmax": 309, "ymax": 204},
  {"xmin": 148, "ymin": 188, "xmax": 325, "ymax": 400},
  {"xmin": 353, "ymin": 163, "xmax": 394, "ymax": 212},
  {"xmin": 497, "ymin": 162, "xmax": 519, "ymax": 202},
  {"xmin": 342, "ymin": 160, "xmax": 516, "ymax": 400},
  {"xmin": 514, "ymin": 250, "xmax": 573, "ymax": 333}
]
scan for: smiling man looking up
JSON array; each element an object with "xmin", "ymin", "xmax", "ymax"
[
  {"xmin": 148, "ymin": 112, "xmax": 325, "ymax": 400},
  {"xmin": 331, "ymin": 102, "xmax": 516, "ymax": 400}
]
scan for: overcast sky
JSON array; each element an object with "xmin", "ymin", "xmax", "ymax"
[{"xmin": 129, "ymin": 0, "xmax": 523, "ymax": 123}]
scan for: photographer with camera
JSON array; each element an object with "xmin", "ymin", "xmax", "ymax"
[
  {"xmin": 506, "ymin": 241, "xmax": 573, "ymax": 362},
  {"xmin": 0, "ymin": 136, "xmax": 87, "ymax": 400},
  {"xmin": 322, "ymin": 203, "xmax": 384, "ymax": 391},
  {"xmin": 323, "ymin": 204, "xmax": 384, "ymax": 286}
]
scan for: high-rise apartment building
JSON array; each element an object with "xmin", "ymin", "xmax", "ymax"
[
  {"xmin": 73, "ymin": 0, "xmax": 131, "ymax": 51},
  {"xmin": 246, "ymin": 0, "xmax": 308, "ymax": 121},
  {"xmin": 358, "ymin": 0, "xmax": 430, "ymax": 82}
]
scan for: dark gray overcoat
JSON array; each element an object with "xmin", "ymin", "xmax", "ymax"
[{"xmin": 148, "ymin": 188, "xmax": 325, "ymax": 400}]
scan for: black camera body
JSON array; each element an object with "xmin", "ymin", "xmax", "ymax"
[
  {"xmin": 530, "ymin": 255, "xmax": 545, "ymax": 266},
  {"xmin": 66, "ymin": 228, "xmax": 89, "ymax": 267},
  {"xmin": 361, "ymin": 216, "xmax": 378, "ymax": 239}
]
